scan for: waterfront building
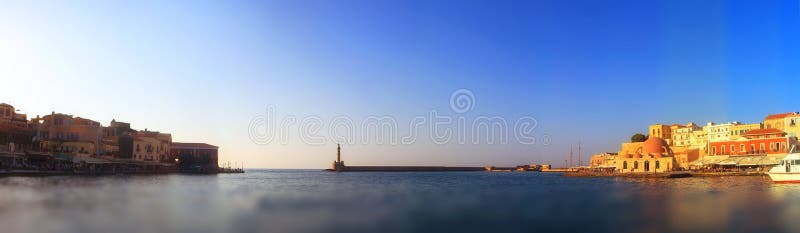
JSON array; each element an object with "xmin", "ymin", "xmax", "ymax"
[
  {"xmin": 708, "ymin": 128, "xmax": 798, "ymax": 156},
  {"xmin": 30, "ymin": 112, "xmax": 104, "ymax": 156},
  {"xmin": 133, "ymin": 130, "xmax": 171, "ymax": 162},
  {"xmin": 615, "ymin": 137, "xmax": 675, "ymax": 173},
  {"xmin": 689, "ymin": 129, "xmax": 709, "ymax": 153},
  {"xmin": 0, "ymin": 103, "xmax": 28, "ymax": 128},
  {"xmin": 672, "ymin": 123, "xmax": 701, "ymax": 147},
  {"xmin": 649, "ymin": 124, "xmax": 673, "ymax": 145},
  {"xmin": 171, "ymin": 142, "xmax": 219, "ymax": 172},
  {"xmin": 670, "ymin": 146, "xmax": 702, "ymax": 169},
  {"xmin": 705, "ymin": 122, "xmax": 741, "ymax": 143},
  {"xmin": 730, "ymin": 123, "xmax": 763, "ymax": 140},
  {"xmin": 0, "ymin": 103, "xmax": 33, "ymax": 152},
  {"xmin": 589, "ymin": 152, "xmax": 617, "ymax": 168},
  {"xmin": 102, "ymin": 120, "xmax": 135, "ymax": 158},
  {"xmin": 764, "ymin": 112, "xmax": 799, "ymax": 131},
  {"xmin": 783, "ymin": 114, "xmax": 800, "ymax": 137}
]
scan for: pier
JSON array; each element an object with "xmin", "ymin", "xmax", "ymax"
[
  {"xmin": 0, "ymin": 150, "xmax": 242, "ymax": 176},
  {"xmin": 325, "ymin": 145, "xmax": 548, "ymax": 172},
  {"xmin": 326, "ymin": 166, "xmax": 485, "ymax": 172}
]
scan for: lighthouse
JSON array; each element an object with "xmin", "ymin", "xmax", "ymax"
[{"xmin": 331, "ymin": 144, "xmax": 345, "ymax": 171}]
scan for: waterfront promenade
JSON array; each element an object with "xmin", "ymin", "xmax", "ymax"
[{"xmin": 0, "ymin": 151, "xmax": 242, "ymax": 175}]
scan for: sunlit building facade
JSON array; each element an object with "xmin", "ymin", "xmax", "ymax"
[
  {"xmin": 30, "ymin": 112, "xmax": 104, "ymax": 156},
  {"xmin": 615, "ymin": 137, "xmax": 675, "ymax": 173},
  {"xmin": 649, "ymin": 124, "xmax": 675, "ymax": 145},
  {"xmin": 709, "ymin": 128, "xmax": 798, "ymax": 156},
  {"xmin": 705, "ymin": 122, "xmax": 741, "ymax": 143},
  {"xmin": 764, "ymin": 112, "xmax": 798, "ymax": 131},
  {"xmin": 672, "ymin": 123, "xmax": 700, "ymax": 147},
  {"xmin": 730, "ymin": 123, "xmax": 763, "ymax": 141}
]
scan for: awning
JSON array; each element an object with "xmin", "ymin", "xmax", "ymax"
[
  {"xmin": 737, "ymin": 156, "xmax": 766, "ymax": 166},
  {"xmin": 759, "ymin": 154, "xmax": 788, "ymax": 166},
  {"xmin": 691, "ymin": 154, "xmax": 790, "ymax": 167},
  {"xmin": 690, "ymin": 155, "xmax": 730, "ymax": 166}
]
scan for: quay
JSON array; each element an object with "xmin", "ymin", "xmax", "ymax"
[
  {"xmin": 325, "ymin": 166, "xmax": 484, "ymax": 172},
  {"xmin": 564, "ymin": 171, "xmax": 692, "ymax": 178},
  {"xmin": 563, "ymin": 170, "xmax": 767, "ymax": 178},
  {"xmin": 326, "ymin": 145, "xmax": 550, "ymax": 172},
  {"xmin": 0, "ymin": 103, "xmax": 243, "ymax": 176}
]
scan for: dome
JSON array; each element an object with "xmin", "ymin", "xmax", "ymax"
[{"xmin": 642, "ymin": 137, "xmax": 668, "ymax": 156}]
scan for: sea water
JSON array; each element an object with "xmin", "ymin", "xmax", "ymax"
[{"xmin": 0, "ymin": 170, "xmax": 798, "ymax": 233}]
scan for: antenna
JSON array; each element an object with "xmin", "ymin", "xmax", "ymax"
[
  {"xmin": 578, "ymin": 141, "xmax": 582, "ymax": 167},
  {"xmin": 569, "ymin": 144, "xmax": 573, "ymax": 168}
]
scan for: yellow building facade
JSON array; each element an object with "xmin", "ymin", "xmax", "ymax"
[
  {"xmin": 783, "ymin": 115, "xmax": 800, "ymax": 137},
  {"xmin": 589, "ymin": 152, "xmax": 617, "ymax": 168},
  {"xmin": 614, "ymin": 137, "xmax": 676, "ymax": 173},
  {"xmin": 730, "ymin": 123, "xmax": 763, "ymax": 140},
  {"xmin": 133, "ymin": 131, "xmax": 171, "ymax": 162},
  {"xmin": 30, "ymin": 113, "xmax": 104, "ymax": 155},
  {"xmin": 672, "ymin": 123, "xmax": 700, "ymax": 147},
  {"xmin": 649, "ymin": 124, "xmax": 673, "ymax": 145},
  {"xmin": 764, "ymin": 112, "xmax": 798, "ymax": 131}
]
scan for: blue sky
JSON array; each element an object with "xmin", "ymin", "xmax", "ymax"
[{"xmin": 1, "ymin": 0, "xmax": 799, "ymax": 168}]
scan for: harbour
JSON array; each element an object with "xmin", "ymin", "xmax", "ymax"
[{"xmin": 0, "ymin": 103, "xmax": 242, "ymax": 176}]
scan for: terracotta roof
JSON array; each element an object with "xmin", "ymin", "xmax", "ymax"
[
  {"xmin": 172, "ymin": 142, "xmax": 218, "ymax": 149},
  {"xmin": 743, "ymin": 128, "xmax": 785, "ymax": 136},
  {"xmin": 765, "ymin": 112, "xmax": 798, "ymax": 120}
]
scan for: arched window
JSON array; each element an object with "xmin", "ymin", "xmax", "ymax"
[
  {"xmin": 655, "ymin": 161, "xmax": 660, "ymax": 169},
  {"xmin": 644, "ymin": 160, "xmax": 650, "ymax": 172},
  {"xmin": 623, "ymin": 161, "xmax": 628, "ymax": 169},
  {"xmin": 634, "ymin": 161, "xmax": 639, "ymax": 169}
]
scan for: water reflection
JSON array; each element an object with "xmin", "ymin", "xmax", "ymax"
[{"xmin": 0, "ymin": 171, "xmax": 799, "ymax": 233}]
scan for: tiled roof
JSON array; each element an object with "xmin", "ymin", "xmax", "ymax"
[
  {"xmin": 743, "ymin": 128, "xmax": 784, "ymax": 136},
  {"xmin": 765, "ymin": 112, "xmax": 798, "ymax": 120}
]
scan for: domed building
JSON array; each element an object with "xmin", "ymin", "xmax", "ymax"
[{"xmin": 614, "ymin": 137, "xmax": 676, "ymax": 173}]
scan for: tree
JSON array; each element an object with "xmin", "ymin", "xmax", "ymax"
[{"xmin": 631, "ymin": 133, "xmax": 648, "ymax": 143}]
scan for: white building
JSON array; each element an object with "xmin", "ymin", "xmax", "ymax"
[{"xmin": 705, "ymin": 122, "xmax": 741, "ymax": 143}]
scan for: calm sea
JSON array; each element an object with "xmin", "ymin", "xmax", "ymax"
[{"xmin": 1, "ymin": 170, "xmax": 799, "ymax": 233}]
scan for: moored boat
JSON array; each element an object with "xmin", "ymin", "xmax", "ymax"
[{"xmin": 768, "ymin": 152, "xmax": 800, "ymax": 183}]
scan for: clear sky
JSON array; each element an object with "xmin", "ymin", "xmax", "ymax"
[{"xmin": 1, "ymin": 0, "xmax": 799, "ymax": 168}]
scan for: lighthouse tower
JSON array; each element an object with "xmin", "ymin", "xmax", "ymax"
[{"xmin": 331, "ymin": 144, "xmax": 345, "ymax": 171}]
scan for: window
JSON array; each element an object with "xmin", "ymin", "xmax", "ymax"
[
  {"xmin": 712, "ymin": 146, "xmax": 717, "ymax": 155},
  {"xmin": 721, "ymin": 146, "xmax": 726, "ymax": 154},
  {"xmin": 750, "ymin": 145, "xmax": 756, "ymax": 153},
  {"xmin": 655, "ymin": 161, "xmax": 660, "ymax": 169},
  {"xmin": 634, "ymin": 161, "xmax": 638, "ymax": 169},
  {"xmin": 760, "ymin": 143, "xmax": 766, "ymax": 152},
  {"xmin": 623, "ymin": 161, "xmax": 628, "ymax": 169},
  {"xmin": 741, "ymin": 144, "xmax": 746, "ymax": 152},
  {"xmin": 731, "ymin": 145, "xmax": 736, "ymax": 153}
]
